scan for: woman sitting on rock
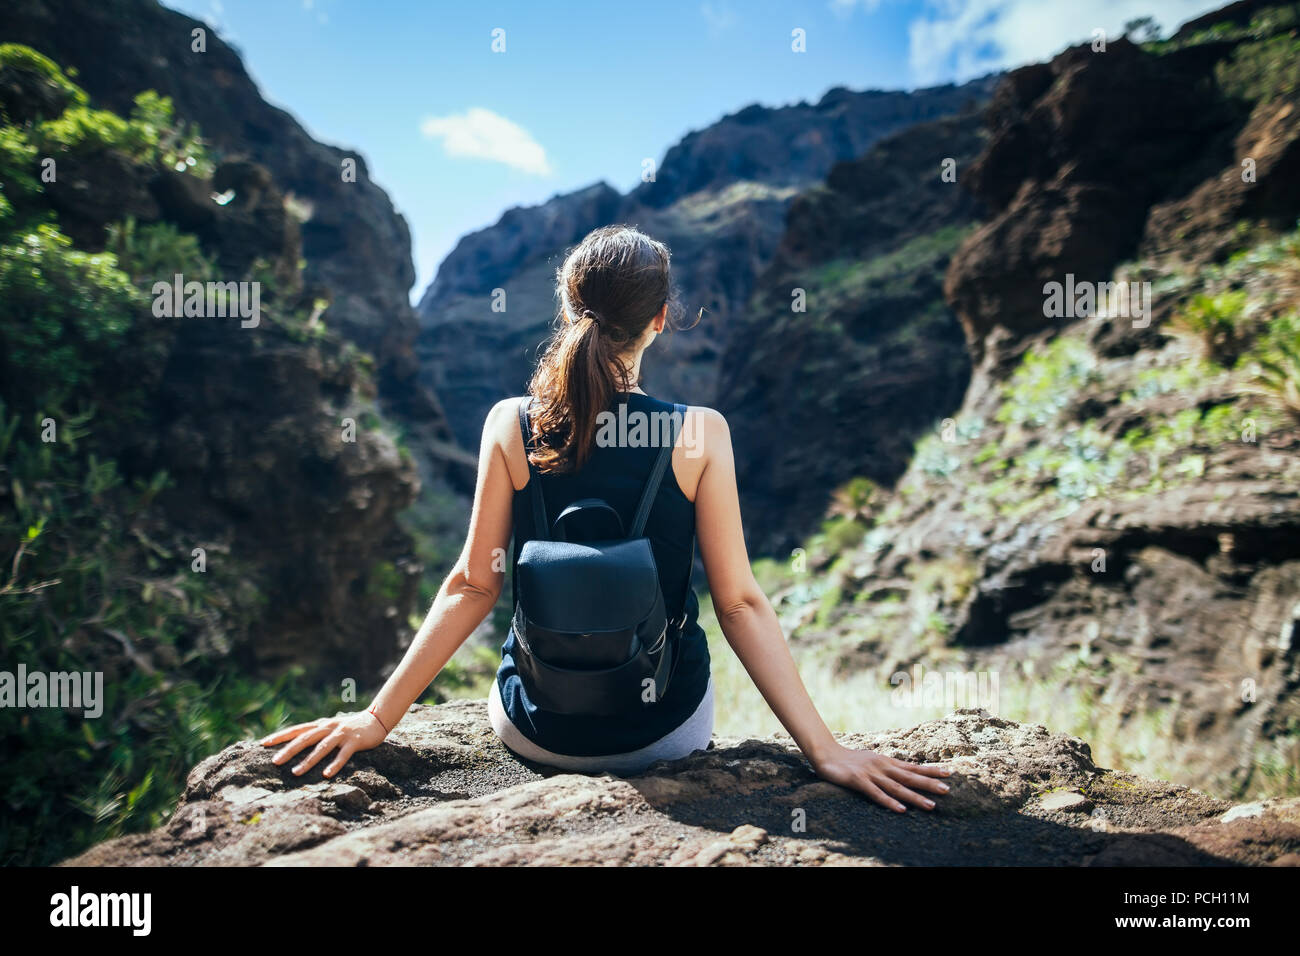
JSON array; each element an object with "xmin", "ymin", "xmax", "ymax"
[{"xmin": 262, "ymin": 225, "xmax": 952, "ymax": 813}]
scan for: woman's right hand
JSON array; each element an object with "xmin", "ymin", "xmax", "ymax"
[
  {"xmin": 259, "ymin": 710, "xmax": 388, "ymax": 779},
  {"xmin": 810, "ymin": 742, "xmax": 952, "ymax": 812}
]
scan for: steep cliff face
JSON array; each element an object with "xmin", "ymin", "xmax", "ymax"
[
  {"xmin": 416, "ymin": 78, "xmax": 999, "ymax": 450},
  {"xmin": 755, "ymin": 2, "xmax": 1300, "ymax": 798},
  {"xmin": 716, "ymin": 112, "xmax": 988, "ymax": 553},
  {"xmin": 0, "ymin": 43, "xmax": 430, "ymax": 865},
  {"xmin": 0, "ymin": 0, "xmax": 468, "ymax": 485},
  {"xmin": 61, "ymin": 702, "xmax": 1300, "ymax": 866},
  {"xmin": 0, "ymin": 46, "xmax": 419, "ymax": 681},
  {"xmin": 946, "ymin": 43, "xmax": 1225, "ymax": 371}
]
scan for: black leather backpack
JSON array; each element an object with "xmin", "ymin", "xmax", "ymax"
[{"xmin": 511, "ymin": 397, "xmax": 690, "ymax": 716}]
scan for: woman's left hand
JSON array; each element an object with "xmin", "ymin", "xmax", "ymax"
[
  {"xmin": 810, "ymin": 742, "xmax": 952, "ymax": 812},
  {"xmin": 259, "ymin": 711, "xmax": 388, "ymax": 778}
]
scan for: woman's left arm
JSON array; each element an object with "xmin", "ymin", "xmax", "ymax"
[
  {"xmin": 692, "ymin": 407, "xmax": 951, "ymax": 812},
  {"xmin": 260, "ymin": 398, "xmax": 519, "ymax": 778}
]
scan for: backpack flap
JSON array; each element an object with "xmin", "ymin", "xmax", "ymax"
[
  {"xmin": 515, "ymin": 537, "xmax": 671, "ymax": 715},
  {"xmin": 516, "ymin": 537, "xmax": 661, "ymax": 633}
]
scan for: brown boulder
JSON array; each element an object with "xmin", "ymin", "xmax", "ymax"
[{"xmin": 61, "ymin": 703, "xmax": 1299, "ymax": 866}]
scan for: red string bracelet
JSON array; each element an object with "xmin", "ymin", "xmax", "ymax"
[{"xmin": 367, "ymin": 705, "xmax": 389, "ymax": 734}]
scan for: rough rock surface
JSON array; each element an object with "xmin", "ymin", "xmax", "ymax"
[
  {"xmin": 944, "ymin": 16, "xmax": 1300, "ymax": 374},
  {"xmin": 761, "ymin": 1, "xmax": 1300, "ymax": 800},
  {"xmin": 62, "ymin": 703, "xmax": 1300, "ymax": 866}
]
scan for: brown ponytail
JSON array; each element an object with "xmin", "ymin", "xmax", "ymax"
[{"xmin": 526, "ymin": 225, "xmax": 684, "ymax": 473}]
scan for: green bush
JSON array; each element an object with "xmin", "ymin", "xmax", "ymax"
[
  {"xmin": 0, "ymin": 397, "xmax": 348, "ymax": 865},
  {"xmin": 0, "ymin": 225, "xmax": 140, "ymax": 410},
  {"xmin": 0, "ymin": 43, "xmax": 88, "ymax": 118},
  {"xmin": 1217, "ymin": 32, "xmax": 1300, "ymax": 103},
  {"xmin": 1240, "ymin": 312, "xmax": 1300, "ymax": 421},
  {"xmin": 0, "ymin": 125, "xmax": 43, "ymax": 233},
  {"xmin": 32, "ymin": 88, "xmax": 213, "ymax": 179},
  {"xmin": 996, "ymin": 335, "xmax": 1098, "ymax": 428},
  {"xmin": 105, "ymin": 217, "xmax": 213, "ymax": 285},
  {"xmin": 0, "ymin": 46, "xmax": 353, "ymax": 865},
  {"xmin": 1166, "ymin": 290, "xmax": 1253, "ymax": 366}
]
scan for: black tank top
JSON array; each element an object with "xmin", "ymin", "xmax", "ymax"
[{"xmin": 495, "ymin": 391, "xmax": 711, "ymax": 756}]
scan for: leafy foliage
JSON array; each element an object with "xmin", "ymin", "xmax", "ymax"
[
  {"xmin": 995, "ymin": 335, "xmax": 1099, "ymax": 428},
  {"xmin": 33, "ymin": 90, "xmax": 213, "ymax": 179},
  {"xmin": 0, "ymin": 43, "xmax": 88, "ymax": 116},
  {"xmin": 0, "ymin": 225, "xmax": 140, "ymax": 409},
  {"xmin": 105, "ymin": 217, "xmax": 214, "ymax": 285},
  {"xmin": 1240, "ymin": 312, "xmax": 1300, "ymax": 421},
  {"xmin": 1217, "ymin": 32, "xmax": 1300, "ymax": 103},
  {"xmin": 0, "ymin": 397, "xmax": 349, "ymax": 865},
  {"xmin": 0, "ymin": 44, "xmax": 389, "ymax": 866},
  {"xmin": 1165, "ymin": 290, "xmax": 1254, "ymax": 365}
]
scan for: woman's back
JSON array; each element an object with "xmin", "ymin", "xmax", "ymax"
[
  {"xmin": 267, "ymin": 224, "xmax": 952, "ymax": 814},
  {"xmin": 496, "ymin": 390, "xmax": 712, "ymax": 757}
]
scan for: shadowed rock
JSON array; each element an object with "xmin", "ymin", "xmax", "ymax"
[{"xmin": 62, "ymin": 704, "xmax": 1299, "ymax": 866}]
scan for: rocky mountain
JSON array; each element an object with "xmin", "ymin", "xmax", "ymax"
[
  {"xmin": 749, "ymin": 1, "xmax": 1300, "ymax": 799},
  {"xmin": 61, "ymin": 703, "xmax": 1300, "ymax": 866},
  {"xmin": 417, "ymin": 77, "xmax": 999, "ymax": 450},
  {"xmin": 0, "ymin": 42, "xmax": 422, "ymax": 681},
  {"xmin": 716, "ymin": 111, "xmax": 988, "ymax": 552},
  {"xmin": 0, "ymin": 0, "xmax": 474, "ymax": 490}
]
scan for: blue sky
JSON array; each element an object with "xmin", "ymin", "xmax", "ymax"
[{"xmin": 164, "ymin": 0, "xmax": 1220, "ymax": 302}]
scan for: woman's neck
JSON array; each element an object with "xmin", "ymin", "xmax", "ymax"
[{"xmin": 613, "ymin": 348, "xmax": 648, "ymax": 394}]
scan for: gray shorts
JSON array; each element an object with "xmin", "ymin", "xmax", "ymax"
[{"xmin": 487, "ymin": 676, "xmax": 715, "ymax": 775}]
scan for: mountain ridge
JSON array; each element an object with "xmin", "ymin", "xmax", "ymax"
[{"xmin": 415, "ymin": 74, "xmax": 1000, "ymax": 451}]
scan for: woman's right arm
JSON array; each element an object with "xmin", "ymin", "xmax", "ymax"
[{"xmin": 691, "ymin": 407, "xmax": 951, "ymax": 812}]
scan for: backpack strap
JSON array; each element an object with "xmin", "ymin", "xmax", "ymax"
[
  {"xmin": 517, "ymin": 397, "xmax": 549, "ymax": 541},
  {"xmin": 629, "ymin": 403, "xmax": 685, "ymax": 538}
]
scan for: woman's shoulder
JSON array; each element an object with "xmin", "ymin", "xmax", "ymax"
[
  {"xmin": 485, "ymin": 396, "xmax": 529, "ymax": 443},
  {"xmin": 679, "ymin": 404, "xmax": 730, "ymax": 465},
  {"xmin": 483, "ymin": 397, "xmax": 532, "ymax": 491}
]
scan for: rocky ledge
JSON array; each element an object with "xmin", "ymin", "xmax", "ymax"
[{"xmin": 63, "ymin": 703, "xmax": 1300, "ymax": 866}]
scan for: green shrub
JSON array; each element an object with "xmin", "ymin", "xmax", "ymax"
[
  {"xmin": 1239, "ymin": 312, "xmax": 1300, "ymax": 421},
  {"xmin": 105, "ymin": 216, "xmax": 213, "ymax": 284},
  {"xmin": 0, "ymin": 43, "xmax": 88, "ymax": 117},
  {"xmin": 127, "ymin": 90, "xmax": 213, "ymax": 178},
  {"xmin": 0, "ymin": 398, "xmax": 347, "ymax": 865},
  {"xmin": 996, "ymin": 335, "xmax": 1098, "ymax": 428},
  {"xmin": 827, "ymin": 476, "xmax": 882, "ymax": 523},
  {"xmin": 33, "ymin": 89, "xmax": 212, "ymax": 179},
  {"xmin": 0, "ymin": 125, "xmax": 43, "ymax": 233},
  {"xmin": 0, "ymin": 225, "xmax": 140, "ymax": 410},
  {"xmin": 1217, "ymin": 33, "xmax": 1300, "ymax": 103},
  {"xmin": 1166, "ymin": 290, "xmax": 1253, "ymax": 365}
]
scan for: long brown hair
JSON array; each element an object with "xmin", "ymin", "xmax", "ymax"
[{"xmin": 526, "ymin": 225, "xmax": 683, "ymax": 473}]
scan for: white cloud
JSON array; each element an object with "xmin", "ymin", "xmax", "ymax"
[
  {"xmin": 419, "ymin": 108, "xmax": 553, "ymax": 176},
  {"xmin": 907, "ymin": 0, "xmax": 1221, "ymax": 86},
  {"xmin": 701, "ymin": 2, "xmax": 738, "ymax": 32}
]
